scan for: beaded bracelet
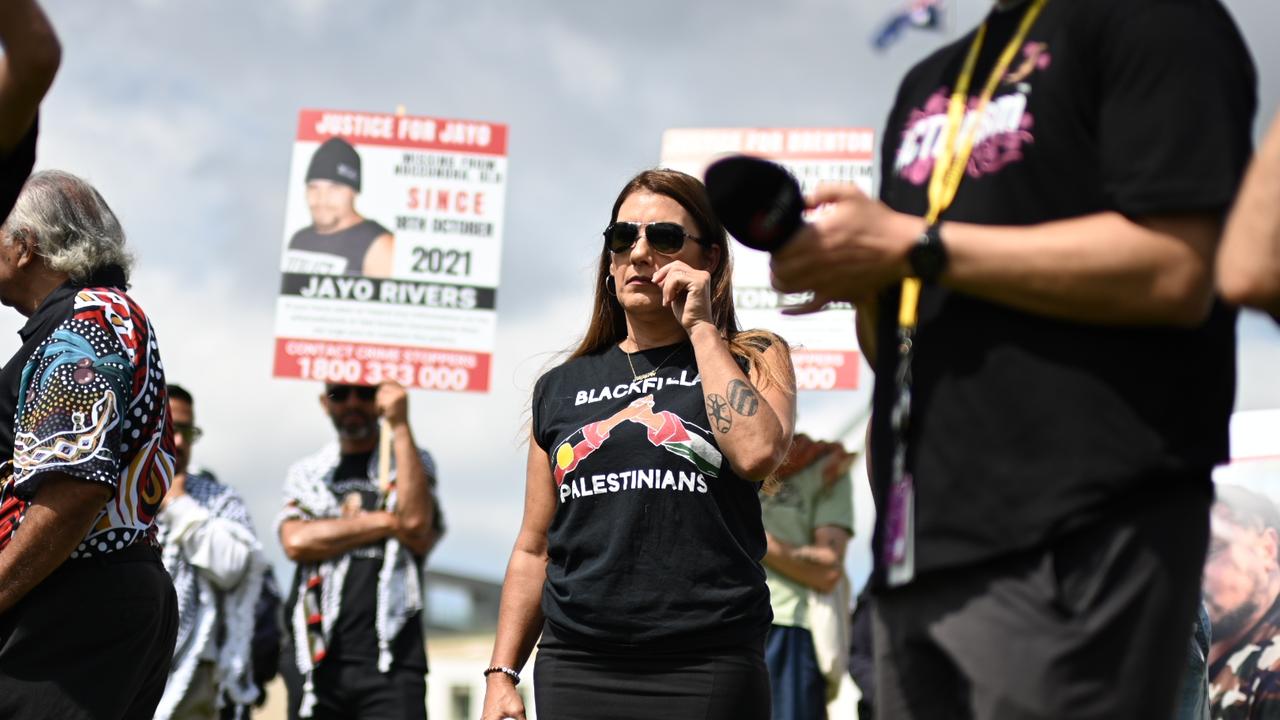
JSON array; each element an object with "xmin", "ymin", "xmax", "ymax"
[{"xmin": 484, "ymin": 665, "xmax": 521, "ymax": 685}]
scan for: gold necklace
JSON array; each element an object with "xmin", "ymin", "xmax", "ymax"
[{"xmin": 624, "ymin": 342, "xmax": 684, "ymax": 382}]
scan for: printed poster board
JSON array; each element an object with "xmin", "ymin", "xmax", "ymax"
[
  {"xmin": 272, "ymin": 109, "xmax": 508, "ymax": 392},
  {"xmin": 660, "ymin": 127, "xmax": 875, "ymax": 391}
]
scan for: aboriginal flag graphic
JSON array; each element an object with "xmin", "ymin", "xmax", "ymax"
[{"xmin": 554, "ymin": 421, "xmax": 611, "ymax": 486}]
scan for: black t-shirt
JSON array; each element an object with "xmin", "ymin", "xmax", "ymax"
[
  {"xmin": 869, "ymin": 0, "xmax": 1256, "ymax": 583},
  {"xmin": 285, "ymin": 219, "xmax": 388, "ymax": 276},
  {"xmin": 532, "ymin": 342, "xmax": 771, "ymax": 651},
  {"xmin": 327, "ymin": 451, "xmax": 427, "ymax": 670}
]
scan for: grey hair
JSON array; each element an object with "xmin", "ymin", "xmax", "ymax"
[{"xmin": 1, "ymin": 169, "xmax": 133, "ymax": 282}]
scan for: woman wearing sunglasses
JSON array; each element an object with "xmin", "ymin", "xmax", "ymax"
[{"xmin": 482, "ymin": 169, "xmax": 795, "ymax": 720}]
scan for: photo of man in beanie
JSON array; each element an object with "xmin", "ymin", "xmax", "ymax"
[{"xmin": 285, "ymin": 136, "xmax": 395, "ymax": 277}]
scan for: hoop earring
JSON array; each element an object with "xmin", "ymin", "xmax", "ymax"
[{"xmin": 605, "ymin": 276, "xmax": 617, "ymax": 296}]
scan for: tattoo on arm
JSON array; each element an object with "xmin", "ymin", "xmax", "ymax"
[
  {"xmin": 706, "ymin": 394, "xmax": 733, "ymax": 434},
  {"xmin": 726, "ymin": 379, "xmax": 760, "ymax": 417}
]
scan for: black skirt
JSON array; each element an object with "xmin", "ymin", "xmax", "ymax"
[{"xmin": 532, "ymin": 622, "xmax": 770, "ymax": 720}]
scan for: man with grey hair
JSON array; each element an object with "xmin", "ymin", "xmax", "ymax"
[
  {"xmin": 0, "ymin": 0, "xmax": 60, "ymax": 226},
  {"xmin": 0, "ymin": 169, "xmax": 179, "ymax": 719}
]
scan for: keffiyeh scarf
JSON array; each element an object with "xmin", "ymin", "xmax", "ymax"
[{"xmin": 276, "ymin": 443, "xmax": 433, "ymax": 718}]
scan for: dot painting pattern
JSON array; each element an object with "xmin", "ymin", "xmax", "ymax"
[{"xmin": 0, "ymin": 288, "xmax": 175, "ymax": 557}]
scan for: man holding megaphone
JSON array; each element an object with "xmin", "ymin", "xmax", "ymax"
[{"xmin": 709, "ymin": 0, "xmax": 1257, "ymax": 717}]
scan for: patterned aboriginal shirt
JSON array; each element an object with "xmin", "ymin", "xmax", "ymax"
[
  {"xmin": 0, "ymin": 268, "xmax": 174, "ymax": 557},
  {"xmin": 1210, "ymin": 596, "xmax": 1280, "ymax": 719}
]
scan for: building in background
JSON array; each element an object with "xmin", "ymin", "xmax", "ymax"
[{"xmin": 420, "ymin": 569, "xmax": 533, "ymax": 720}]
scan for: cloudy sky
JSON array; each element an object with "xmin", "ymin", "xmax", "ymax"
[{"xmin": 8, "ymin": 0, "xmax": 1280, "ymax": 591}]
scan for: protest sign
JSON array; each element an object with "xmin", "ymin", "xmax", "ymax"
[{"xmin": 273, "ymin": 109, "xmax": 508, "ymax": 392}]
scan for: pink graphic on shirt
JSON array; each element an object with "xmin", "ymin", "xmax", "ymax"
[
  {"xmin": 1005, "ymin": 42, "xmax": 1051, "ymax": 85},
  {"xmin": 893, "ymin": 43, "xmax": 1051, "ymax": 187},
  {"xmin": 894, "ymin": 88, "xmax": 1036, "ymax": 186}
]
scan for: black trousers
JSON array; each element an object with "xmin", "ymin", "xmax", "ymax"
[
  {"xmin": 280, "ymin": 646, "xmax": 427, "ymax": 720},
  {"xmin": 0, "ymin": 543, "xmax": 179, "ymax": 720},
  {"xmin": 872, "ymin": 484, "xmax": 1210, "ymax": 720},
  {"xmin": 534, "ymin": 622, "xmax": 771, "ymax": 720}
]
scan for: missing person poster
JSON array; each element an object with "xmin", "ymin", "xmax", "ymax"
[
  {"xmin": 272, "ymin": 109, "xmax": 508, "ymax": 392},
  {"xmin": 660, "ymin": 127, "xmax": 875, "ymax": 391}
]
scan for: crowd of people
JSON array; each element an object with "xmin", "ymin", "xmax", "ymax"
[{"xmin": 1, "ymin": 0, "xmax": 1280, "ymax": 719}]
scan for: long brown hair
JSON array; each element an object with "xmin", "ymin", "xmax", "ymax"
[{"xmin": 569, "ymin": 168, "xmax": 790, "ymax": 389}]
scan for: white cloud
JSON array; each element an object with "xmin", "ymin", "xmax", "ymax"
[{"xmin": 543, "ymin": 22, "xmax": 624, "ymax": 108}]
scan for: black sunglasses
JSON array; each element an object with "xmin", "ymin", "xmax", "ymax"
[
  {"xmin": 326, "ymin": 385, "xmax": 377, "ymax": 402},
  {"xmin": 603, "ymin": 221, "xmax": 702, "ymax": 255}
]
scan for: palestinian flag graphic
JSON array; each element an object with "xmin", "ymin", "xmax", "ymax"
[{"xmin": 646, "ymin": 411, "xmax": 722, "ymax": 478}]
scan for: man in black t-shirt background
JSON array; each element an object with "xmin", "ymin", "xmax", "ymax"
[
  {"xmin": 285, "ymin": 136, "xmax": 396, "ymax": 278},
  {"xmin": 771, "ymin": 0, "xmax": 1256, "ymax": 717},
  {"xmin": 277, "ymin": 381, "xmax": 442, "ymax": 720}
]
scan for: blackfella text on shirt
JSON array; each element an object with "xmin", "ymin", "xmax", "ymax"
[{"xmin": 572, "ymin": 370, "xmax": 701, "ymax": 406}]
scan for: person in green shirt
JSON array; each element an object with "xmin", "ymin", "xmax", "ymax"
[{"xmin": 762, "ymin": 434, "xmax": 855, "ymax": 720}]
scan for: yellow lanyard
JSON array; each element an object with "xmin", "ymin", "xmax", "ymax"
[{"xmin": 899, "ymin": 0, "xmax": 1049, "ymax": 327}]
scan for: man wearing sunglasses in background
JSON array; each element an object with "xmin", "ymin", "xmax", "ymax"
[
  {"xmin": 154, "ymin": 384, "xmax": 269, "ymax": 720},
  {"xmin": 277, "ymin": 381, "xmax": 443, "ymax": 720}
]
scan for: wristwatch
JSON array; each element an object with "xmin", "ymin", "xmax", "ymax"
[{"xmin": 907, "ymin": 222, "xmax": 948, "ymax": 284}]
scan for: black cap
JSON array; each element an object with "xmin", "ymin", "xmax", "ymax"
[{"xmin": 306, "ymin": 137, "xmax": 362, "ymax": 192}]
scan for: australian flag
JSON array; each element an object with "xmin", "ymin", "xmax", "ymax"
[{"xmin": 872, "ymin": 0, "xmax": 946, "ymax": 51}]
